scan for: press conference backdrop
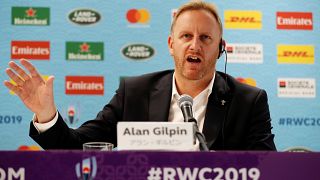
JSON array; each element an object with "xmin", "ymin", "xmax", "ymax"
[{"xmin": 0, "ymin": 0, "xmax": 319, "ymax": 151}]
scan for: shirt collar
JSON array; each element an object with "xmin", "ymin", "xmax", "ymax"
[{"xmin": 171, "ymin": 72, "xmax": 216, "ymax": 101}]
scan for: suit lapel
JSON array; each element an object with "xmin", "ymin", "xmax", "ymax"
[
  {"xmin": 148, "ymin": 72, "xmax": 173, "ymax": 122},
  {"xmin": 202, "ymin": 72, "xmax": 232, "ymax": 148}
]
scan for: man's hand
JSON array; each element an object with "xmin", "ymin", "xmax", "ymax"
[{"xmin": 3, "ymin": 59, "xmax": 56, "ymax": 123}]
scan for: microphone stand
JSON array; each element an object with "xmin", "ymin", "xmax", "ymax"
[{"xmin": 188, "ymin": 118, "xmax": 209, "ymax": 151}]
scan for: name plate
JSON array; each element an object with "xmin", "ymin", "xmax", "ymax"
[{"xmin": 117, "ymin": 122, "xmax": 194, "ymax": 151}]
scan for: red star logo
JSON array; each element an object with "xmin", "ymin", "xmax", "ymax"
[
  {"xmin": 80, "ymin": 43, "xmax": 90, "ymax": 52},
  {"xmin": 25, "ymin": 8, "xmax": 36, "ymax": 17}
]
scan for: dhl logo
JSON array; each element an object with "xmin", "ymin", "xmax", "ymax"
[
  {"xmin": 277, "ymin": 45, "xmax": 314, "ymax": 64},
  {"xmin": 283, "ymin": 51, "xmax": 309, "ymax": 57},
  {"xmin": 224, "ymin": 10, "xmax": 262, "ymax": 29},
  {"xmin": 229, "ymin": 17, "xmax": 258, "ymax": 23}
]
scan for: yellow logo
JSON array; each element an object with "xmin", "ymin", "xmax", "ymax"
[
  {"xmin": 236, "ymin": 77, "xmax": 257, "ymax": 87},
  {"xmin": 224, "ymin": 10, "xmax": 262, "ymax": 29},
  {"xmin": 9, "ymin": 75, "xmax": 49, "ymax": 95},
  {"xmin": 277, "ymin": 45, "xmax": 314, "ymax": 64}
]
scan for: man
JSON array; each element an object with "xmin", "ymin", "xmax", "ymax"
[{"xmin": 4, "ymin": 1, "xmax": 276, "ymax": 150}]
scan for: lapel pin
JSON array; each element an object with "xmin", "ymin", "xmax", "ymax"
[{"xmin": 221, "ymin": 100, "xmax": 226, "ymax": 106}]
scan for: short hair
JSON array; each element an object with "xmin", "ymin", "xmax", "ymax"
[{"xmin": 170, "ymin": 1, "xmax": 223, "ymax": 36}]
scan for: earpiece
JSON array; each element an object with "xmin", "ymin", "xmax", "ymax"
[{"xmin": 218, "ymin": 39, "xmax": 226, "ymax": 59}]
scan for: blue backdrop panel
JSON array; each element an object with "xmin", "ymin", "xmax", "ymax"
[{"xmin": 0, "ymin": 0, "xmax": 319, "ymax": 151}]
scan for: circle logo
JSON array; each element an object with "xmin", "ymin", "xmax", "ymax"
[{"xmin": 126, "ymin": 9, "xmax": 150, "ymax": 24}]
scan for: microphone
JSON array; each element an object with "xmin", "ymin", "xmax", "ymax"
[
  {"xmin": 178, "ymin": 94, "xmax": 194, "ymax": 122},
  {"xmin": 177, "ymin": 94, "xmax": 209, "ymax": 151}
]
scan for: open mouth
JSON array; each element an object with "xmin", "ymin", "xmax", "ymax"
[{"xmin": 186, "ymin": 56, "xmax": 201, "ymax": 63}]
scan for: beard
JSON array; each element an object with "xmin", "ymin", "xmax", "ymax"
[{"xmin": 174, "ymin": 59, "xmax": 215, "ymax": 82}]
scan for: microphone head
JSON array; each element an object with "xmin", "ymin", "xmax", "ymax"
[{"xmin": 178, "ymin": 94, "xmax": 193, "ymax": 108}]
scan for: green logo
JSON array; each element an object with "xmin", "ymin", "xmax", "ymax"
[
  {"xmin": 12, "ymin": 7, "xmax": 50, "ymax": 26},
  {"xmin": 68, "ymin": 9, "xmax": 101, "ymax": 25},
  {"xmin": 122, "ymin": 44, "xmax": 155, "ymax": 60},
  {"xmin": 66, "ymin": 42, "xmax": 104, "ymax": 60}
]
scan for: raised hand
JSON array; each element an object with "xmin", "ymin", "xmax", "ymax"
[{"xmin": 4, "ymin": 59, "xmax": 57, "ymax": 123}]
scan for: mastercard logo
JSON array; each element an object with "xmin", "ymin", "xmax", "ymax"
[
  {"xmin": 18, "ymin": 145, "xmax": 41, "ymax": 151},
  {"xmin": 126, "ymin": 9, "xmax": 150, "ymax": 24}
]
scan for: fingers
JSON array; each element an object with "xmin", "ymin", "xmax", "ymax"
[
  {"xmin": 8, "ymin": 60, "xmax": 31, "ymax": 81},
  {"xmin": 6, "ymin": 59, "xmax": 45, "ymax": 86},
  {"xmin": 20, "ymin": 59, "xmax": 43, "ymax": 81},
  {"xmin": 46, "ymin": 76, "xmax": 55, "ymax": 90},
  {"xmin": 5, "ymin": 68, "xmax": 25, "ymax": 86},
  {"xmin": 3, "ymin": 80, "xmax": 23, "ymax": 96}
]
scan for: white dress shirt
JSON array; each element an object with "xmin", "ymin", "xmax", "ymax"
[{"xmin": 168, "ymin": 72, "xmax": 215, "ymax": 150}]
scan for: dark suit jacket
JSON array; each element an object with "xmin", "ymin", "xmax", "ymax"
[{"xmin": 30, "ymin": 70, "xmax": 276, "ymax": 150}]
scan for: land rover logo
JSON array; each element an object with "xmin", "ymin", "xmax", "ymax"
[
  {"xmin": 284, "ymin": 147, "xmax": 312, "ymax": 152},
  {"xmin": 122, "ymin": 44, "xmax": 154, "ymax": 60},
  {"xmin": 69, "ymin": 9, "xmax": 101, "ymax": 25}
]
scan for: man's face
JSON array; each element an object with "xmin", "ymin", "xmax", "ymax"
[{"xmin": 168, "ymin": 9, "xmax": 221, "ymax": 81}]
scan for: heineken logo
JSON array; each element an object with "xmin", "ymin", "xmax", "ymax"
[
  {"xmin": 66, "ymin": 42, "xmax": 104, "ymax": 60},
  {"xmin": 12, "ymin": 7, "xmax": 50, "ymax": 26},
  {"xmin": 68, "ymin": 9, "xmax": 101, "ymax": 25},
  {"xmin": 122, "ymin": 44, "xmax": 155, "ymax": 60}
]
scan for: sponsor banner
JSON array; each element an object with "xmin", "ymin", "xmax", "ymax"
[
  {"xmin": 12, "ymin": 7, "xmax": 50, "ymax": 26},
  {"xmin": 224, "ymin": 10, "xmax": 262, "ymax": 29},
  {"xmin": 278, "ymin": 78, "xmax": 316, "ymax": 98},
  {"xmin": 236, "ymin": 77, "xmax": 257, "ymax": 87},
  {"xmin": 277, "ymin": 45, "xmax": 314, "ymax": 64},
  {"xmin": 277, "ymin": 12, "xmax": 313, "ymax": 30},
  {"xmin": 68, "ymin": 9, "xmax": 101, "ymax": 25},
  {"xmin": 65, "ymin": 76, "xmax": 104, "ymax": 95},
  {"xmin": 121, "ymin": 43, "xmax": 155, "ymax": 60},
  {"xmin": 226, "ymin": 43, "xmax": 263, "ymax": 63},
  {"xmin": 279, "ymin": 117, "xmax": 320, "ymax": 127},
  {"xmin": 0, "ymin": 151, "xmax": 319, "ymax": 180},
  {"xmin": 66, "ymin": 42, "xmax": 103, "ymax": 60},
  {"xmin": 126, "ymin": 8, "xmax": 150, "ymax": 27},
  {"xmin": 11, "ymin": 41, "xmax": 50, "ymax": 60}
]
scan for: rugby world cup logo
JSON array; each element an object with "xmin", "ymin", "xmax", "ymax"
[{"xmin": 75, "ymin": 157, "xmax": 97, "ymax": 180}]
